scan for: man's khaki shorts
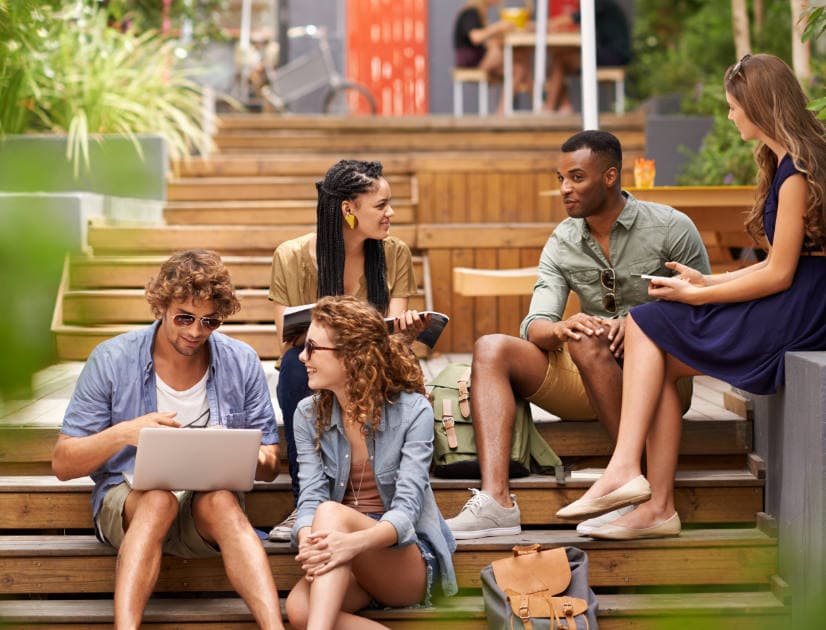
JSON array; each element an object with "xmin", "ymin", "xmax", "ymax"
[
  {"xmin": 527, "ymin": 345, "xmax": 692, "ymax": 420},
  {"xmin": 96, "ymin": 481, "xmax": 245, "ymax": 559}
]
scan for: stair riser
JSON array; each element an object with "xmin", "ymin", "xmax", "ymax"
[
  {"xmin": 0, "ymin": 485, "xmax": 763, "ymax": 531},
  {"xmin": 164, "ymin": 204, "xmax": 416, "ymax": 226}
]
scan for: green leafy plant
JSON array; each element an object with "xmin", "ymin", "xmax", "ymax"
[
  {"xmin": 678, "ymin": 105, "xmax": 757, "ymax": 186},
  {"xmin": 0, "ymin": 1, "xmax": 213, "ymax": 174},
  {"xmin": 803, "ymin": 5, "xmax": 826, "ymax": 120}
]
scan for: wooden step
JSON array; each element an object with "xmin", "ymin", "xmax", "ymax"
[
  {"xmin": 0, "ymin": 413, "xmax": 751, "ymax": 476},
  {"xmin": 174, "ymin": 154, "xmax": 417, "ymax": 177},
  {"xmin": 60, "ymin": 290, "xmax": 427, "ymax": 325},
  {"xmin": 87, "ymin": 224, "xmax": 418, "ymax": 256},
  {"xmin": 0, "ymin": 527, "xmax": 776, "ymax": 594},
  {"xmin": 214, "ymin": 112, "xmax": 647, "ymax": 131},
  {"xmin": 68, "ymin": 255, "xmax": 426, "ymax": 291},
  {"xmin": 0, "ymin": 470, "xmax": 763, "ymax": 531},
  {"xmin": 213, "ymin": 129, "xmax": 647, "ymax": 153},
  {"xmin": 164, "ymin": 199, "xmax": 416, "ymax": 225},
  {"xmin": 166, "ymin": 175, "xmax": 414, "ymax": 202},
  {"xmin": 0, "ymin": 591, "xmax": 786, "ymax": 628}
]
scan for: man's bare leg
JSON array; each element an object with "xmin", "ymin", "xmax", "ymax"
[
  {"xmin": 193, "ymin": 491, "xmax": 285, "ymax": 630},
  {"xmin": 471, "ymin": 334, "xmax": 552, "ymax": 507},
  {"xmin": 568, "ymin": 334, "xmax": 623, "ymax": 441},
  {"xmin": 115, "ymin": 490, "xmax": 178, "ymax": 630}
]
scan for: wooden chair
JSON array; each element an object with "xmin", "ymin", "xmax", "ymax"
[
  {"xmin": 596, "ymin": 66, "xmax": 626, "ymax": 114},
  {"xmin": 452, "ymin": 67, "xmax": 490, "ymax": 117}
]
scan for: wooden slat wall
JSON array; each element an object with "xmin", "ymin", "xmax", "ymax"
[{"xmin": 417, "ymin": 166, "xmax": 556, "ymax": 351}]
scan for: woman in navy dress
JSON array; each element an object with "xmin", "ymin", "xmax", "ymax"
[{"xmin": 556, "ymin": 54, "xmax": 826, "ymax": 539}]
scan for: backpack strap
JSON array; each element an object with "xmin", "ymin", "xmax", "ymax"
[
  {"xmin": 457, "ymin": 366, "xmax": 471, "ymax": 418},
  {"xmin": 441, "ymin": 399, "xmax": 458, "ymax": 449},
  {"xmin": 527, "ymin": 418, "xmax": 566, "ymax": 484}
]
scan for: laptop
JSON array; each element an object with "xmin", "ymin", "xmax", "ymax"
[{"xmin": 124, "ymin": 427, "xmax": 262, "ymax": 492}]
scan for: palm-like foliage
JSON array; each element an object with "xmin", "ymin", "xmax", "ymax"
[{"xmin": 0, "ymin": 1, "xmax": 212, "ymax": 174}]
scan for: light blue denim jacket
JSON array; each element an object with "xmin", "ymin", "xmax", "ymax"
[
  {"xmin": 292, "ymin": 391, "xmax": 458, "ymax": 596},
  {"xmin": 61, "ymin": 321, "xmax": 279, "ymax": 518}
]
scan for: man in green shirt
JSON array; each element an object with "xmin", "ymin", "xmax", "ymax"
[{"xmin": 446, "ymin": 130, "xmax": 710, "ymax": 539}]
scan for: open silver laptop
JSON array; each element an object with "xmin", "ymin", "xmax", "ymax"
[{"xmin": 124, "ymin": 427, "xmax": 262, "ymax": 492}]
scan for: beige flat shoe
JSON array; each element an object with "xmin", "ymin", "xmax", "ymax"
[
  {"xmin": 556, "ymin": 475, "xmax": 651, "ymax": 520},
  {"xmin": 588, "ymin": 512, "xmax": 681, "ymax": 540}
]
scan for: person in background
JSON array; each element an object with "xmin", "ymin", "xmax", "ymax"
[
  {"xmin": 453, "ymin": 0, "xmax": 532, "ymax": 113},
  {"xmin": 267, "ymin": 159, "xmax": 423, "ymax": 542},
  {"xmin": 544, "ymin": 0, "xmax": 630, "ymax": 114},
  {"xmin": 557, "ymin": 54, "xmax": 826, "ymax": 539},
  {"xmin": 284, "ymin": 296, "xmax": 457, "ymax": 629}
]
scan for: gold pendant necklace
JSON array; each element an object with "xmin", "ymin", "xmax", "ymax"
[{"xmin": 348, "ymin": 458, "xmax": 368, "ymax": 507}]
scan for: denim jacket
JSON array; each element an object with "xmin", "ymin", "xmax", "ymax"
[
  {"xmin": 292, "ymin": 391, "xmax": 458, "ymax": 596},
  {"xmin": 61, "ymin": 321, "xmax": 278, "ymax": 518}
]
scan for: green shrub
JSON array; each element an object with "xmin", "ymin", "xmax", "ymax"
[{"xmin": 0, "ymin": 1, "xmax": 212, "ymax": 174}]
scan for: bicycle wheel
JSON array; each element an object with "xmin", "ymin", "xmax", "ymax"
[{"xmin": 322, "ymin": 82, "xmax": 378, "ymax": 115}]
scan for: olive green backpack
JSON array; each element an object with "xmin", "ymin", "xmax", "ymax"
[{"xmin": 429, "ymin": 363, "xmax": 564, "ymax": 482}]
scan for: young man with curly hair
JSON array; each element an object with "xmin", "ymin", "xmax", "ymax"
[{"xmin": 52, "ymin": 250, "xmax": 285, "ymax": 630}]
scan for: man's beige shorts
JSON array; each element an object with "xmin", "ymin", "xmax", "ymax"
[
  {"xmin": 526, "ymin": 345, "xmax": 692, "ymax": 420},
  {"xmin": 96, "ymin": 481, "xmax": 245, "ymax": 559}
]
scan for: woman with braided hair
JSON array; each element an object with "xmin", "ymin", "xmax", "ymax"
[
  {"xmin": 284, "ymin": 296, "xmax": 456, "ymax": 629},
  {"xmin": 268, "ymin": 160, "xmax": 423, "ymax": 541}
]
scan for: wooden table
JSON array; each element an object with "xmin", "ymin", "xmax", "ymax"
[{"xmin": 503, "ymin": 30, "xmax": 582, "ymax": 116}]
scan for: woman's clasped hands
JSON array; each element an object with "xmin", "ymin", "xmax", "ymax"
[{"xmin": 296, "ymin": 529, "xmax": 366, "ymax": 581}]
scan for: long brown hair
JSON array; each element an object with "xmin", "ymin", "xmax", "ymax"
[
  {"xmin": 309, "ymin": 296, "xmax": 425, "ymax": 447},
  {"xmin": 724, "ymin": 54, "xmax": 826, "ymax": 250}
]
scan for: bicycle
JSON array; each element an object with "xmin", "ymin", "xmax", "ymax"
[{"xmin": 261, "ymin": 25, "xmax": 377, "ymax": 115}]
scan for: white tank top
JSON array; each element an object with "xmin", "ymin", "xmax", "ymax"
[{"xmin": 156, "ymin": 369, "xmax": 211, "ymax": 427}]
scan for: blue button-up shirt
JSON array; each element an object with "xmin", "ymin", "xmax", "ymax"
[
  {"xmin": 61, "ymin": 321, "xmax": 278, "ymax": 518},
  {"xmin": 292, "ymin": 391, "xmax": 458, "ymax": 596}
]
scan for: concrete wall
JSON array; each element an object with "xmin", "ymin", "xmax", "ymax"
[{"xmin": 752, "ymin": 352, "xmax": 826, "ymax": 625}]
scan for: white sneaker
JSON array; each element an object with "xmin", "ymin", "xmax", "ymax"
[
  {"xmin": 446, "ymin": 489, "xmax": 522, "ymax": 539},
  {"xmin": 576, "ymin": 505, "xmax": 635, "ymax": 536},
  {"xmin": 268, "ymin": 508, "xmax": 298, "ymax": 542}
]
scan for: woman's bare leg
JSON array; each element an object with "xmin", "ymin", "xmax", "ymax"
[
  {"xmin": 578, "ymin": 315, "xmax": 698, "ymax": 502},
  {"xmin": 287, "ymin": 502, "xmax": 426, "ymax": 630}
]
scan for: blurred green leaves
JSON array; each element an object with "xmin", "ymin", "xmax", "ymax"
[
  {"xmin": 0, "ymin": 206, "xmax": 68, "ymax": 402},
  {"xmin": 0, "ymin": 1, "xmax": 213, "ymax": 175}
]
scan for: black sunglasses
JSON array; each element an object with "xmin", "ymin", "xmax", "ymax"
[
  {"xmin": 181, "ymin": 408, "xmax": 211, "ymax": 428},
  {"xmin": 172, "ymin": 313, "xmax": 222, "ymax": 331},
  {"xmin": 303, "ymin": 339, "xmax": 337, "ymax": 360},
  {"xmin": 727, "ymin": 54, "xmax": 751, "ymax": 81},
  {"xmin": 601, "ymin": 268, "xmax": 617, "ymax": 314}
]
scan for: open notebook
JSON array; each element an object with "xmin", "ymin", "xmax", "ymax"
[{"xmin": 124, "ymin": 427, "xmax": 262, "ymax": 492}]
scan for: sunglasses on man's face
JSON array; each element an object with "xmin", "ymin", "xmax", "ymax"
[
  {"xmin": 303, "ymin": 339, "xmax": 337, "ymax": 360},
  {"xmin": 172, "ymin": 313, "xmax": 222, "ymax": 331}
]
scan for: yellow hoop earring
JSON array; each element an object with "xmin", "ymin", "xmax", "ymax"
[{"xmin": 344, "ymin": 212, "xmax": 358, "ymax": 230}]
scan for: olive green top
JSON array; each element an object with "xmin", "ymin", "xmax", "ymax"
[
  {"xmin": 520, "ymin": 192, "xmax": 711, "ymax": 338},
  {"xmin": 269, "ymin": 233, "xmax": 418, "ymax": 311}
]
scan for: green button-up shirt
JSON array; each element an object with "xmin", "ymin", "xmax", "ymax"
[{"xmin": 520, "ymin": 192, "xmax": 711, "ymax": 338}]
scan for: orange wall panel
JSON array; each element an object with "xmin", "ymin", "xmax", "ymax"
[{"xmin": 346, "ymin": 0, "xmax": 429, "ymax": 115}]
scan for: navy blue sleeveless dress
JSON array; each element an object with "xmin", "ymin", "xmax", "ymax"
[{"xmin": 630, "ymin": 155, "xmax": 826, "ymax": 394}]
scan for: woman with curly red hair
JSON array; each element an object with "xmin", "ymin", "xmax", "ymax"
[{"xmin": 284, "ymin": 296, "xmax": 456, "ymax": 630}]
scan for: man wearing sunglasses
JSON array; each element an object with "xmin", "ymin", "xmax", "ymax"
[
  {"xmin": 52, "ymin": 250, "xmax": 285, "ymax": 629},
  {"xmin": 446, "ymin": 130, "xmax": 710, "ymax": 540}
]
